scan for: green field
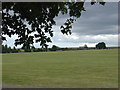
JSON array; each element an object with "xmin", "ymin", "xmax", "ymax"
[{"xmin": 2, "ymin": 49, "xmax": 118, "ymax": 88}]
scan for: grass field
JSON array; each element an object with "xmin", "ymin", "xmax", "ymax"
[{"xmin": 2, "ymin": 49, "xmax": 118, "ymax": 88}]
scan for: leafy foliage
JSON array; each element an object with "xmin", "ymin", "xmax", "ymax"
[
  {"xmin": 96, "ymin": 42, "xmax": 106, "ymax": 49},
  {"xmin": 2, "ymin": 1, "xmax": 105, "ymax": 49},
  {"xmin": 50, "ymin": 45, "xmax": 60, "ymax": 51},
  {"xmin": 1, "ymin": 45, "xmax": 20, "ymax": 53},
  {"xmin": 84, "ymin": 44, "xmax": 88, "ymax": 48}
]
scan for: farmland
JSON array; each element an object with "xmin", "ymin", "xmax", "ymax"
[{"xmin": 2, "ymin": 49, "xmax": 118, "ymax": 88}]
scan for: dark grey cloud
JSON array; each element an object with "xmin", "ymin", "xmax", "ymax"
[
  {"xmin": 54, "ymin": 2, "xmax": 118, "ymax": 35},
  {"xmin": 50, "ymin": 2, "xmax": 118, "ymax": 47}
]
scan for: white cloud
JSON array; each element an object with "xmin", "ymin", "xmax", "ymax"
[{"xmin": 65, "ymin": 33, "xmax": 79, "ymax": 40}]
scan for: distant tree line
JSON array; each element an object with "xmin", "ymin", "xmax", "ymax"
[
  {"xmin": 0, "ymin": 44, "xmax": 61, "ymax": 53},
  {"xmin": 0, "ymin": 42, "xmax": 107, "ymax": 53},
  {"xmin": 21, "ymin": 45, "xmax": 60, "ymax": 52},
  {"xmin": 0, "ymin": 45, "xmax": 20, "ymax": 53}
]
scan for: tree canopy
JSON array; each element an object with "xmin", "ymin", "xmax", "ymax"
[
  {"xmin": 96, "ymin": 42, "xmax": 106, "ymax": 49},
  {"xmin": 2, "ymin": 1, "xmax": 105, "ymax": 49},
  {"xmin": 51, "ymin": 45, "xmax": 60, "ymax": 51}
]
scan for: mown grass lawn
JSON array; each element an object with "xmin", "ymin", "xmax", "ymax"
[{"xmin": 2, "ymin": 49, "xmax": 118, "ymax": 88}]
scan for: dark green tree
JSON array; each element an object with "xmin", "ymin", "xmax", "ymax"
[
  {"xmin": 0, "ymin": 45, "xmax": 2, "ymax": 53},
  {"xmin": 50, "ymin": 45, "xmax": 60, "ymax": 51},
  {"xmin": 84, "ymin": 44, "xmax": 88, "ymax": 49},
  {"xmin": 8, "ymin": 46, "xmax": 12, "ymax": 53},
  {"xmin": 12, "ymin": 46, "xmax": 16, "ymax": 53},
  {"xmin": 2, "ymin": 45, "xmax": 6, "ymax": 53},
  {"xmin": 96, "ymin": 42, "xmax": 106, "ymax": 49},
  {"xmin": 2, "ymin": 1, "xmax": 105, "ymax": 50},
  {"xmin": 24, "ymin": 48, "xmax": 31, "ymax": 52},
  {"xmin": 4, "ymin": 45, "xmax": 8, "ymax": 53},
  {"xmin": 2, "ymin": 45, "xmax": 11, "ymax": 53}
]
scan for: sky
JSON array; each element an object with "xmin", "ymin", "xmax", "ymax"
[{"xmin": 3, "ymin": 2, "xmax": 119, "ymax": 48}]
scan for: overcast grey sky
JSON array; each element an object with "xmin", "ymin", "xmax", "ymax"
[{"xmin": 3, "ymin": 2, "xmax": 118, "ymax": 48}]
